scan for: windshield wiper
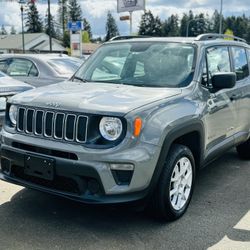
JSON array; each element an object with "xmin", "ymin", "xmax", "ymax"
[{"xmin": 72, "ymin": 76, "xmax": 88, "ymax": 83}]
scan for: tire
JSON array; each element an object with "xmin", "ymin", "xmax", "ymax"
[
  {"xmin": 149, "ymin": 144, "xmax": 196, "ymax": 221},
  {"xmin": 236, "ymin": 139, "xmax": 250, "ymax": 159}
]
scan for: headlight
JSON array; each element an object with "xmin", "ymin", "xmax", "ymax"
[
  {"xmin": 9, "ymin": 105, "xmax": 18, "ymax": 125},
  {"xmin": 99, "ymin": 117, "xmax": 123, "ymax": 141},
  {"xmin": 0, "ymin": 97, "xmax": 6, "ymax": 111}
]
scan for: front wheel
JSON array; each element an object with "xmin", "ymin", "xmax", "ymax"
[{"xmin": 150, "ymin": 144, "xmax": 196, "ymax": 221}]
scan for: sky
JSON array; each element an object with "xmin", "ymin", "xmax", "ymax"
[{"xmin": 0, "ymin": 0, "xmax": 250, "ymax": 37}]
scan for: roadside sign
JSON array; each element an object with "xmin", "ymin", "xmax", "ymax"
[
  {"xmin": 120, "ymin": 15, "xmax": 130, "ymax": 21},
  {"xmin": 67, "ymin": 21, "xmax": 83, "ymax": 31},
  {"xmin": 117, "ymin": 0, "xmax": 145, "ymax": 13}
]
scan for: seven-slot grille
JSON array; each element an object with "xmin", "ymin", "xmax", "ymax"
[{"xmin": 16, "ymin": 107, "xmax": 88, "ymax": 143}]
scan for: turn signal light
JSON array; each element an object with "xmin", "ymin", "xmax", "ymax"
[{"xmin": 133, "ymin": 117, "xmax": 142, "ymax": 137}]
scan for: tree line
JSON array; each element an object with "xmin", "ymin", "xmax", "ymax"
[
  {"xmin": 138, "ymin": 10, "xmax": 250, "ymax": 42},
  {"xmin": 1, "ymin": 1, "xmax": 250, "ymax": 45}
]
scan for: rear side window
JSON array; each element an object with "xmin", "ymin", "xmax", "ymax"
[
  {"xmin": 232, "ymin": 47, "xmax": 249, "ymax": 81},
  {"xmin": 6, "ymin": 58, "xmax": 38, "ymax": 77}
]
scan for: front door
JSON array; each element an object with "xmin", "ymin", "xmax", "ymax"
[{"xmin": 202, "ymin": 46, "xmax": 238, "ymax": 157}]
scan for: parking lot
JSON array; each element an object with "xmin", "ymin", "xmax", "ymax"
[{"xmin": 0, "ymin": 149, "xmax": 249, "ymax": 250}]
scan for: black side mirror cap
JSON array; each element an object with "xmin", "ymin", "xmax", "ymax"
[{"xmin": 211, "ymin": 72, "xmax": 236, "ymax": 90}]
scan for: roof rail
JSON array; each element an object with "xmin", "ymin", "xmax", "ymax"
[
  {"xmin": 109, "ymin": 35, "xmax": 151, "ymax": 41},
  {"xmin": 195, "ymin": 33, "xmax": 246, "ymax": 43}
]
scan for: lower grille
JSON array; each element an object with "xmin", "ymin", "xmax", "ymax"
[{"xmin": 17, "ymin": 107, "xmax": 88, "ymax": 143}]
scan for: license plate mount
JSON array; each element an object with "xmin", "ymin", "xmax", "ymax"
[{"xmin": 24, "ymin": 154, "xmax": 55, "ymax": 181}]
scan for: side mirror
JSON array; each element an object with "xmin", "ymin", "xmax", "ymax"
[{"xmin": 211, "ymin": 72, "xmax": 236, "ymax": 90}]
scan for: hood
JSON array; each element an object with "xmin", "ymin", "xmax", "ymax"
[
  {"xmin": 11, "ymin": 81, "xmax": 182, "ymax": 114},
  {"xmin": 0, "ymin": 75, "xmax": 34, "ymax": 95}
]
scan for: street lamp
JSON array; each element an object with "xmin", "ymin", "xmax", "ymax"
[
  {"xmin": 186, "ymin": 18, "xmax": 206, "ymax": 37},
  {"xmin": 48, "ymin": 0, "xmax": 52, "ymax": 52},
  {"xmin": 19, "ymin": 1, "xmax": 25, "ymax": 53},
  {"xmin": 219, "ymin": 0, "xmax": 223, "ymax": 34}
]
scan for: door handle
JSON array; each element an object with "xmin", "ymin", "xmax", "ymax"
[{"xmin": 230, "ymin": 94, "xmax": 241, "ymax": 101}]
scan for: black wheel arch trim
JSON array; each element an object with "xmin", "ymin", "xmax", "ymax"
[{"xmin": 145, "ymin": 120, "xmax": 205, "ymax": 199}]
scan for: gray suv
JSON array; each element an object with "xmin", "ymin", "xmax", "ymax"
[{"xmin": 1, "ymin": 34, "xmax": 250, "ymax": 221}]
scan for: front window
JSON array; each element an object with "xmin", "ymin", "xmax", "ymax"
[{"xmin": 74, "ymin": 42, "xmax": 196, "ymax": 88}]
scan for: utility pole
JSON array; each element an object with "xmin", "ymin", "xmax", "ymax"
[
  {"xmin": 129, "ymin": 11, "xmax": 132, "ymax": 35},
  {"xmin": 219, "ymin": 0, "xmax": 223, "ymax": 34},
  {"xmin": 20, "ymin": 4, "xmax": 25, "ymax": 53},
  {"xmin": 48, "ymin": 0, "xmax": 52, "ymax": 52}
]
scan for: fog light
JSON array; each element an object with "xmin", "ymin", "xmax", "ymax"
[
  {"xmin": 110, "ymin": 163, "xmax": 134, "ymax": 171},
  {"xmin": 110, "ymin": 163, "xmax": 134, "ymax": 185}
]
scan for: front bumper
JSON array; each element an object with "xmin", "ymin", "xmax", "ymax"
[{"xmin": 0, "ymin": 130, "xmax": 161, "ymax": 204}]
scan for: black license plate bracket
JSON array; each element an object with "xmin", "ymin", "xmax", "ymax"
[{"xmin": 24, "ymin": 154, "xmax": 55, "ymax": 181}]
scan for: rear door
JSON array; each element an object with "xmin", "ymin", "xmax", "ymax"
[{"xmin": 231, "ymin": 46, "xmax": 250, "ymax": 143}]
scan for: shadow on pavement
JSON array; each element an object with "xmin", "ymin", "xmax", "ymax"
[{"xmin": 0, "ymin": 149, "xmax": 249, "ymax": 249}]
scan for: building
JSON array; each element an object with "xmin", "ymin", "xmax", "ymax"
[
  {"xmin": 82, "ymin": 43, "xmax": 101, "ymax": 55},
  {"xmin": 0, "ymin": 33, "xmax": 66, "ymax": 54}
]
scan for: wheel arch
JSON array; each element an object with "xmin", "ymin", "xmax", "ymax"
[{"xmin": 147, "ymin": 120, "xmax": 205, "ymax": 197}]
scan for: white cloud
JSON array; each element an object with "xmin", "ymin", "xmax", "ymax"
[{"xmin": 0, "ymin": 0, "xmax": 249, "ymax": 36}]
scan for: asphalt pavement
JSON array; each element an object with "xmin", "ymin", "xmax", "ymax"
[{"xmin": 0, "ymin": 149, "xmax": 249, "ymax": 250}]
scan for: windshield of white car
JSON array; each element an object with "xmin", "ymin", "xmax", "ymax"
[
  {"xmin": 74, "ymin": 42, "xmax": 196, "ymax": 88},
  {"xmin": 48, "ymin": 58, "xmax": 83, "ymax": 75}
]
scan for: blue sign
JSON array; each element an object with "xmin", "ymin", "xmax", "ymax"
[{"xmin": 67, "ymin": 21, "xmax": 83, "ymax": 31}]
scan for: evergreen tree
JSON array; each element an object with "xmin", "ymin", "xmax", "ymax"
[
  {"xmin": 105, "ymin": 11, "xmax": 119, "ymax": 41},
  {"xmin": 25, "ymin": 1, "xmax": 43, "ymax": 33},
  {"xmin": 180, "ymin": 13, "xmax": 189, "ymax": 36},
  {"xmin": 45, "ymin": 11, "xmax": 57, "ymax": 39},
  {"xmin": 10, "ymin": 25, "xmax": 16, "ymax": 35},
  {"xmin": 58, "ymin": 0, "xmax": 68, "ymax": 33},
  {"xmin": 211, "ymin": 10, "xmax": 221, "ymax": 33},
  {"xmin": 138, "ymin": 11, "xmax": 162, "ymax": 36},
  {"xmin": 68, "ymin": 0, "xmax": 82, "ymax": 21},
  {"xmin": 83, "ymin": 18, "xmax": 92, "ymax": 39},
  {"xmin": 1, "ymin": 24, "xmax": 7, "ymax": 35},
  {"xmin": 63, "ymin": 31, "xmax": 70, "ymax": 47},
  {"xmin": 192, "ymin": 13, "xmax": 209, "ymax": 36},
  {"xmin": 162, "ymin": 14, "xmax": 179, "ymax": 36}
]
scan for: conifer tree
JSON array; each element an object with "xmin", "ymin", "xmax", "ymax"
[
  {"xmin": 105, "ymin": 11, "xmax": 119, "ymax": 41},
  {"xmin": 25, "ymin": 1, "xmax": 43, "ymax": 33},
  {"xmin": 1, "ymin": 24, "xmax": 7, "ymax": 35},
  {"xmin": 138, "ymin": 11, "xmax": 162, "ymax": 36},
  {"xmin": 68, "ymin": 0, "xmax": 82, "ymax": 21}
]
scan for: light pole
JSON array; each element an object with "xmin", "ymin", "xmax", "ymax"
[
  {"xmin": 20, "ymin": 4, "xmax": 25, "ymax": 53},
  {"xmin": 219, "ymin": 0, "xmax": 223, "ymax": 34},
  {"xmin": 186, "ymin": 18, "xmax": 206, "ymax": 37},
  {"xmin": 48, "ymin": 0, "xmax": 52, "ymax": 52}
]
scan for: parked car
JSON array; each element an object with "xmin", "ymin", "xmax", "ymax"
[
  {"xmin": 0, "ymin": 71, "xmax": 33, "ymax": 127},
  {"xmin": 1, "ymin": 34, "xmax": 250, "ymax": 221},
  {"xmin": 0, "ymin": 54, "xmax": 83, "ymax": 87}
]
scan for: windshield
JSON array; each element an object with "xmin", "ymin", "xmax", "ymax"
[
  {"xmin": 74, "ymin": 42, "xmax": 196, "ymax": 88},
  {"xmin": 48, "ymin": 58, "xmax": 83, "ymax": 75}
]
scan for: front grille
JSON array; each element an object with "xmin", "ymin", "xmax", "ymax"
[{"xmin": 17, "ymin": 107, "xmax": 88, "ymax": 143}]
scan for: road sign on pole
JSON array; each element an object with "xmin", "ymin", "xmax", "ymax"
[
  {"xmin": 117, "ymin": 0, "xmax": 145, "ymax": 13},
  {"xmin": 120, "ymin": 15, "xmax": 130, "ymax": 21},
  {"xmin": 67, "ymin": 21, "xmax": 84, "ymax": 57}
]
